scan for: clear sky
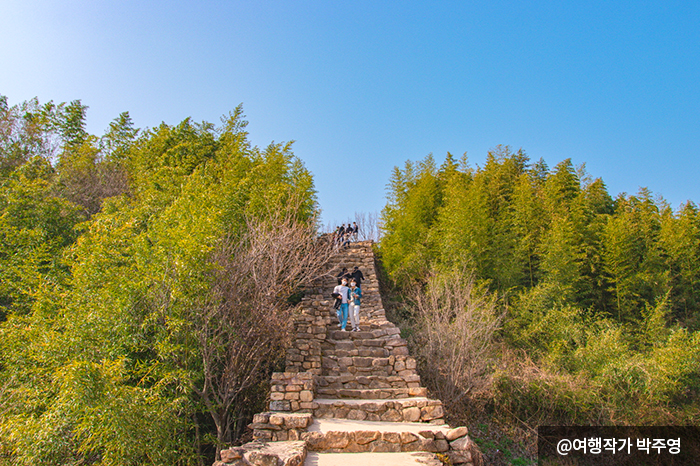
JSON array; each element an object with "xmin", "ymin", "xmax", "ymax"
[{"xmin": 2, "ymin": 1, "xmax": 699, "ymax": 226}]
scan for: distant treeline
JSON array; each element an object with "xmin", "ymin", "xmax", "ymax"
[
  {"xmin": 379, "ymin": 146, "xmax": 700, "ymax": 431},
  {"xmin": 0, "ymin": 95, "xmax": 323, "ymax": 465}
]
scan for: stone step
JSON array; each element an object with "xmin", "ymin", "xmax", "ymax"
[
  {"xmin": 304, "ymin": 451, "xmax": 441, "ymax": 466},
  {"xmin": 218, "ymin": 440, "xmax": 306, "ymax": 466},
  {"xmin": 313, "ymin": 397, "xmax": 444, "ymax": 423},
  {"xmin": 316, "ymin": 387, "xmax": 428, "ymax": 399},
  {"xmin": 301, "ymin": 418, "xmax": 452, "ymax": 453},
  {"xmin": 327, "ymin": 329, "xmax": 401, "ymax": 341},
  {"xmin": 316, "ymin": 374, "xmax": 420, "ymax": 390}
]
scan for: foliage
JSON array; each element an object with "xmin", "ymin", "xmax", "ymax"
[
  {"xmin": 379, "ymin": 148, "xmax": 700, "ymax": 433},
  {"xmin": 0, "ymin": 95, "xmax": 326, "ymax": 465},
  {"xmin": 407, "ymin": 267, "xmax": 502, "ymax": 413}
]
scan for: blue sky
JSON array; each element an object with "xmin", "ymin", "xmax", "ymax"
[{"xmin": 2, "ymin": 1, "xmax": 699, "ymax": 226}]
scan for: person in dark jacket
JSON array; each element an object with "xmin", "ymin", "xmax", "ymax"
[
  {"xmin": 350, "ymin": 266, "xmax": 364, "ymax": 287},
  {"xmin": 336, "ymin": 267, "xmax": 352, "ymax": 285}
]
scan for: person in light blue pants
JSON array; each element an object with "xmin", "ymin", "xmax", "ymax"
[{"xmin": 333, "ymin": 278, "xmax": 350, "ymax": 331}]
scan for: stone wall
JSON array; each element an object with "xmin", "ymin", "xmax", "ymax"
[
  {"xmin": 217, "ymin": 242, "xmax": 484, "ymax": 466},
  {"xmin": 268, "ymin": 372, "xmax": 315, "ymax": 413}
]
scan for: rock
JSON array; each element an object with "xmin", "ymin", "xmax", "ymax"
[
  {"xmin": 380, "ymin": 409, "xmax": 403, "ymax": 422},
  {"xmin": 400, "ymin": 432, "xmax": 419, "ymax": 444},
  {"xmin": 269, "ymin": 401, "xmax": 291, "ymax": 411},
  {"xmin": 284, "ymin": 414, "xmax": 311, "ymax": 429},
  {"xmin": 450, "ymin": 436, "xmax": 471, "ymax": 451},
  {"xmin": 382, "ymin": 432, "xmax": 402, "ymax": 443},
  {"xmin": 446, "ymin": 426, "xmax": 468, "ymax": 441},
  {"xmin": 220, "ymin": 447, "xmax": 244, "ymax": 462},
  {"xmin": 346, "ymin": 409, "xmax": 367, "ymax": 420},
  {"xmin": 301, "ymin": 432, "xmax": 325, "ymax": 451},
  {"xmin": 354, "ymin": 430, "xmax": 380, "ymax": 445},
  {"xmin": 402, "ymin": 406, "xmax": 421, "ymax": 422},
  {"xmin": 435, "ymin": 439, "xmax": 449, "ymax": 452},
  {"xmin": 254, "ymin": 430, "xmax": 273, "ymax": 441},
  {"xmin": 269, "ymin": 414, "xmax": 285, "ymax": 425},
  {"xmin": 420, "ymin": 404, "xmax": 444, "ymax": 421},
  {"xmin": 423, "ymin": 439, "xmax": 439, "ymax": 453},
  {"xmin": 370, "ymin": 440, "xmax": 401, "ymax": 453},
  {"xmin": 418, "ymin": 430, "xmax": 435, "ymax": 440},
  {"xmin": 448, "ymin": 450, "xmax": 472, "ymax": 465},
  {"xmin": 325, "ymin": 431, "xmax": 350, "ymax": 449}
]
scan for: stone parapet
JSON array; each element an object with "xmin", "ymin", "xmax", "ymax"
[
  {"xmin": 217, "ymin": 440, "xmax": 306, "ymax": 466},
  {"xmin": 268, "ymin": 372, "xmax": 316, "ymax": 412},
  {"xmin": 250, "ymin": 412, "xmax": 313, "ymax": 442}
]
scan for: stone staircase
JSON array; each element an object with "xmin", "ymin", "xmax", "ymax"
[{"xmin": 216, "ymin": 241, "xmax": 483, "ymax": 466}]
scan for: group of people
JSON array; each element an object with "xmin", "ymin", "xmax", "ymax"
[
  {"xmin": 332, "ymin": 222, "xmax": 359, "ymax": 248},
  {"xmin": 332, "ymin": 266, "xmax": 365, "ymax": 332}
]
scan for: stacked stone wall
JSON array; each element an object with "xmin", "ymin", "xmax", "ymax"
[
  {"xmin": 267, "ymin": 372, "xmax": 315, "ymax": 413},
  {"xmin": 216, "ymin": 241, "xmax": 484, "ymax": 466}
]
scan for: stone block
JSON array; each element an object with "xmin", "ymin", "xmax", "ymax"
[
  {"xmin": 273, "ymin": 430, "xmax": 288, "ymax": 441},
  {"xmin": 253, "ymin": 430, "xmax": 273, "ymax": 440},
  {"xmin": 301, "ymin": 431, "xmax": 325, "ymax": 451},
  {"xmin": 354, "ymin": 357, "xmax": 373, "ymax": 367},
  {"xmin": 271, "ymin": 391, "xmax": 288, "ymax": 401},
  {"xmin": 325, "ymin": 431, "xmax": 350, "ymax": 449},
  {"xmin": 269, "ymin": 400, "xmax": 291, "ymax": 411},
  {"xmin": 402, "ymin": 406, "xmax": 421, "ymax": 422},
  {"xmin": 448, "ymin": 450, "xmax": 472, "ymax": 465},
  {"xmin": 380, "ymin": 409, "xmax": 403, "ymax": 422},
  {"xmin": 338, "ymin": 357, "xmax": 354, "ymax": 366},
  {"xmin": 400, "ymin": 432, "xmax": 419, "ymax": 444},
  {"xmin": 420, "ymin": 405, "xmax": 444, "ymax": 421},
  {"xmin": 220, "ymin": 447, "xmax": 244, "ymax": 463},
  {"xmin": 354, "ymin": 430, "xmax": 380, "ymax": 445},
  {"xmin": 450, "ymin": 436, "xmax": 471, "ymax": 451},
  {"xmin": 382, "ymin": 432, "xmax": 401, "ymax": 443},
  {"xmin": 282, "ymin": 416, "xmax": 305, "ymax": 429},
  {"xmin": 347, "ymin": 409, "xmax": 367, "ymax": 420},
  {"xmin": 435, "ymin": 439, "xmax": 449, "ymax": 452},
  {"xmin": 253, "ymin": 413, "xmax": 271, "ymax": 424},
  {"xmin": 446, "ymin": 426, "xmax": 468, "ymax": 441},
  {"xmin": 370, "ymin": 440, "xmax": 401, "ymax": 453},
  {"xmin": 247, "ymin": 451, "xmax": 278, "ymax": 466}
]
